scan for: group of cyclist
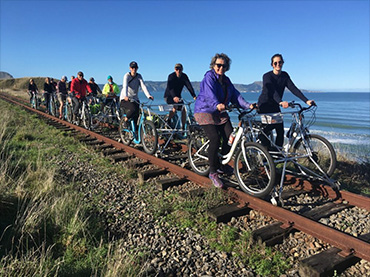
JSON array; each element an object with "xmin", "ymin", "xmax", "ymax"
[{"xmin": 27, "ymin": 53, "xmax": 315, "ymax": 189}]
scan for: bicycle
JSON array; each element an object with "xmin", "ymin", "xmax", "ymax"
[
  {"xmin": 151, "ymin": 99, "xmax": 196, "ymax": 156},
  {"xmin": 118, "ymin": 100, "xmax": 158, "ymax": 155},
  {"xmin": 68, "ymin": 96, "xmax": 91, "ymax": 129},
  {"xmin": 28, "ymin": 90, "xmax": 39, "ymax": 109},
  {"xmin": 64, "ymin": 93, "xmax": 74, "ymax": 123},
  {"xmin": 235, "ymin": 101, "xmax": 338, "ymax": 205},
  {"xmin": 187, "ymin": 106, "xmax": 276, "ymax": 198},
  {"xmin": 91, "ymin": 96, "xmax": 121, "ymax": 129}
]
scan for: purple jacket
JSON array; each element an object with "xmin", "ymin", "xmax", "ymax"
[{"xmin": 194, "ymin": 70, "xmax": 250, "ymax": 114}]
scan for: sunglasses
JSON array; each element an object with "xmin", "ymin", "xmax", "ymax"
[
  {"xmin": 175, "ymin": 67, "xmax": 182, "ymax": 71},
  {"xmin": 273, "ymin": 61, "xmax": 284, "ymax": 66},
  {"xmin": 216, "ymin": 63, "xmax": 226, "ymax": 68}
]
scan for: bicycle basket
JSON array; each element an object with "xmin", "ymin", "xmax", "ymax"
[
  {"xmin": 260, "ymin": 113, "xmax": 283, "ymax": 124},
  {"xmin": 158, "ymin": 104, "xmax": 174, "ymax": 112}
]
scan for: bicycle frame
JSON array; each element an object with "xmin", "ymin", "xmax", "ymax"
[
  {"xmin": 153, "ymin": 99, "xmax": 196, "ymax": 155},
  {"xmin": 122, "ymin": 102, "xmax": 150, "ymax": 144}
]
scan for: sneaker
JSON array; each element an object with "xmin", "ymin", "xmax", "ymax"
[
  {"xmin": 209, "ymin": 172, "xmax": 224, "ymax": 188},
  {"xmin": 217, "ymin": 164, "xmax": 234, "ymax": 175}
]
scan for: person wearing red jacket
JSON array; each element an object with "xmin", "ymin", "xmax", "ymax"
[{"xmin": 70, "ymin": 71, "xmax": 92, "ymax": 121}]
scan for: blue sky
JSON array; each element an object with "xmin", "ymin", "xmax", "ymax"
[{"xmin": 1, "ymin": 0, "xmax": 369, "ymax": 91}]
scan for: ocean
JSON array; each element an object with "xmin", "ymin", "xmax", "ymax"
[{"xmin": 140, "ymin": 91, "xmax": 370, "ymax": 162}]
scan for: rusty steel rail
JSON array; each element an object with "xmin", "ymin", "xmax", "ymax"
[
  {"xmin": 229, "ymin": 187, "xmax": 370, "ymax": 261},
  {"xmin": 1, "ymin": 92, "xmax": 369, "ymax": 262}
]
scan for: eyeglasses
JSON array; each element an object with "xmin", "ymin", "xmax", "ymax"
[
  {"xmin": 273, "ymin": 61, "xmax": 284, "ymax": 66},
  {"xmin": 216, "ymin": 63, "xmax": 226, "ymax": 68}
]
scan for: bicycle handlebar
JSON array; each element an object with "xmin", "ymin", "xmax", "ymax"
[{"xmin": 286, "ymin": 101, "xmax": 316, "ymax": 114}]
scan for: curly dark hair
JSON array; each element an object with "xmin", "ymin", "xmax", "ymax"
[{"xmin": 210, "ymin": 53, "xmax": 231, "ymax": 72}]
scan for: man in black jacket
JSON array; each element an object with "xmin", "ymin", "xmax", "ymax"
[{"xmin": 164, "ymin": 63, "xmax": 196, "ymax": 129}]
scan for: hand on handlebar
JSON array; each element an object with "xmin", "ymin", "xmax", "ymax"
[
  {"xmin": 280, "ymin": 101, "xmax": 290, "ymax": 109},
  {"xmin": 249, "ymin": 103, "xmax": 257, "ymax": 110},
  {"xmin": 217, "ymin": 103, "xmax": 226, "ymax": 111},
  {"xmin": 306, "ymin": 100, "xmax": 316, "ymax": 106}
]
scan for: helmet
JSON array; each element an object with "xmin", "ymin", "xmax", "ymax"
[
  {"xmin": 61, "ymin": 76, "xmax": 67, "ymax": 81},
  {"xmin": 107, "ymin": 75, "xmax": 112, "ymax": 80}
]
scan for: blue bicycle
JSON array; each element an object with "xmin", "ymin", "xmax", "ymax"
[{"xmin": 119, "ymin": 100, "xmax": 158, "ymax": 155}]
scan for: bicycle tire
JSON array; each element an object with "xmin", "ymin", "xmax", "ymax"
[
  {"xmin": 50, "ymin": 98, "xmax": 56, "ymax": 116},
  {"xmin": 91, "ymin": 113, "xmax": 104, "ymax": 129},
  {"xmin": 66, "ymin": 104, "xmax": 73, "ymax": 123},
  {"xmin": 141, "ymin": 120, "xmax": 158, "ymax": 155},
  {"xmin": 187, "ymin": 134, "xmax": 210, "ymax": 176},
  {"xmin": 234, "ymin": 141, "xmax": 276, "ymax": 198},
  {"xmin": 292, "ymin": 134, "xmax": 337, "ymax": 177},
  {"xmin": 81, "ymin": 105, "xmax": 91, "ymax": 129},
  {"xmin": 31, "ymin": 95, "xmax": 37, "ymax": 109},
  {"xmin": 119, "ymin": 117, "xmax": 133, "ymax": 145}
]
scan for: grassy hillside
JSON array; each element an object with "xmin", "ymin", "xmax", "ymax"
[{"xmin": 0, "ymin": 77, "xmax": 56, "ymax": 92}]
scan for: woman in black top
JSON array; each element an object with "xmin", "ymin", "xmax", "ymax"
[
  {"xmin": 43, "ymin": 77, "xmax": 53, "ymax": 113},
  {"xmin": 28, "ymin": 79, "xmax": 38, "ymax": 103},
  {"xmin": 258, "ymin": 54, "xmax": 315, "ymax": 148}
]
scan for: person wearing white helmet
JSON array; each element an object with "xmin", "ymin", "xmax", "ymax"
[{"xmin": 57, "ymin": 76, "xmax": 68, "ymax": 119}]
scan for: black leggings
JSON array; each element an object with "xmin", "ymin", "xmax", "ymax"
[
  {"xmin": 120, "ymin": 100, "xmax": 140, "ymax": 123},
  {"xmin": 202, "ymin": 121, "xmax": 233, "ymax": 174},
  {"xmin": 72, "ymin": 96, "xmax": 86, "ymax": 115},
  {"xmin": 259, "ymin": 123, "xmax": 284, "ymax": 148}
]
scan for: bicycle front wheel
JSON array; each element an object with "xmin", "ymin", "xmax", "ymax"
[
  {"xmin": 50, "ymin": 99, "xmax": 56, "ymax": 116},
  {"xmin": 119, "ymin": 118, "xmax": 133, "ymax": 146},
  {"xmin": 187, "ymin": 135, "xmax": 210, "ymax": 176},
  {"xmin": 81, "ymin": 105, "xmax": 91, "ymax": 129},
  {"xmin": 31, "ymin": 95, "xmax": 37, "ymax": 109},
  {"xmin": 234, "ymin": 142, "xmax": 276, "ymax": 198},
  {"xmin": 292, "ymin": 134, "xmax": 337, "ymax": 177},
  {"xmin": 66, "ymin": 104, "xmax": 73, "ymax": 123},
  {"xmin": 141, "ymin": 120, "xmax": 158, "ymax": 155}
]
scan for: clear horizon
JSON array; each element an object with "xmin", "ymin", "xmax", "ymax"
[{"xmin": 1, "ymin": 1, "xmax": 369, "ymax": 92}]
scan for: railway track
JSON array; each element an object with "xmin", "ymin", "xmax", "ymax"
[{"xmin": 1, "ymin": 91, "xmax": 369, "ymax": 276}]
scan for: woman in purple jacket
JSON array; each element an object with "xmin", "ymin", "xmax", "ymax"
[{"xmin": 194, "ymin": 53, "xmax": 254, "ymax": 188}]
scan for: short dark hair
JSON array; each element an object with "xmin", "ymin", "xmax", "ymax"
[
  {"xmin": 271, "ymin": 54, "xmax": 284, "ymax": 66},
  {"xmin": 210, "ymin": 53, "xmax": 231, "ymax": 72}
]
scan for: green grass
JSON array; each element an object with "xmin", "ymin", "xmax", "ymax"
[{"xmin": 0, "ymin": 99, "xmax": 147, "ymax": 276}]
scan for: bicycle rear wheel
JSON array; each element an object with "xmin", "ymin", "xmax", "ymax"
[
  {"xmin": 119, "ymin": 118, "xmax": 133, "ymax": 145},
  {"xmin": 292, "ymin": 134, "xmax": 336, "ymax": 177},
  {"xmin": 91, "ymin": 113, "xmax": 104, "ymax": 129},
  {"xmin": 187, "ymin": 133, "xmax": 210, "ymax": 176},
  {"xmin": 234, "ymin": 142, "xmax": 276, "ymax": 198},
  {"xmin": 141, "ymin": 120, "xmax": 158, "ymax": 155}
]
